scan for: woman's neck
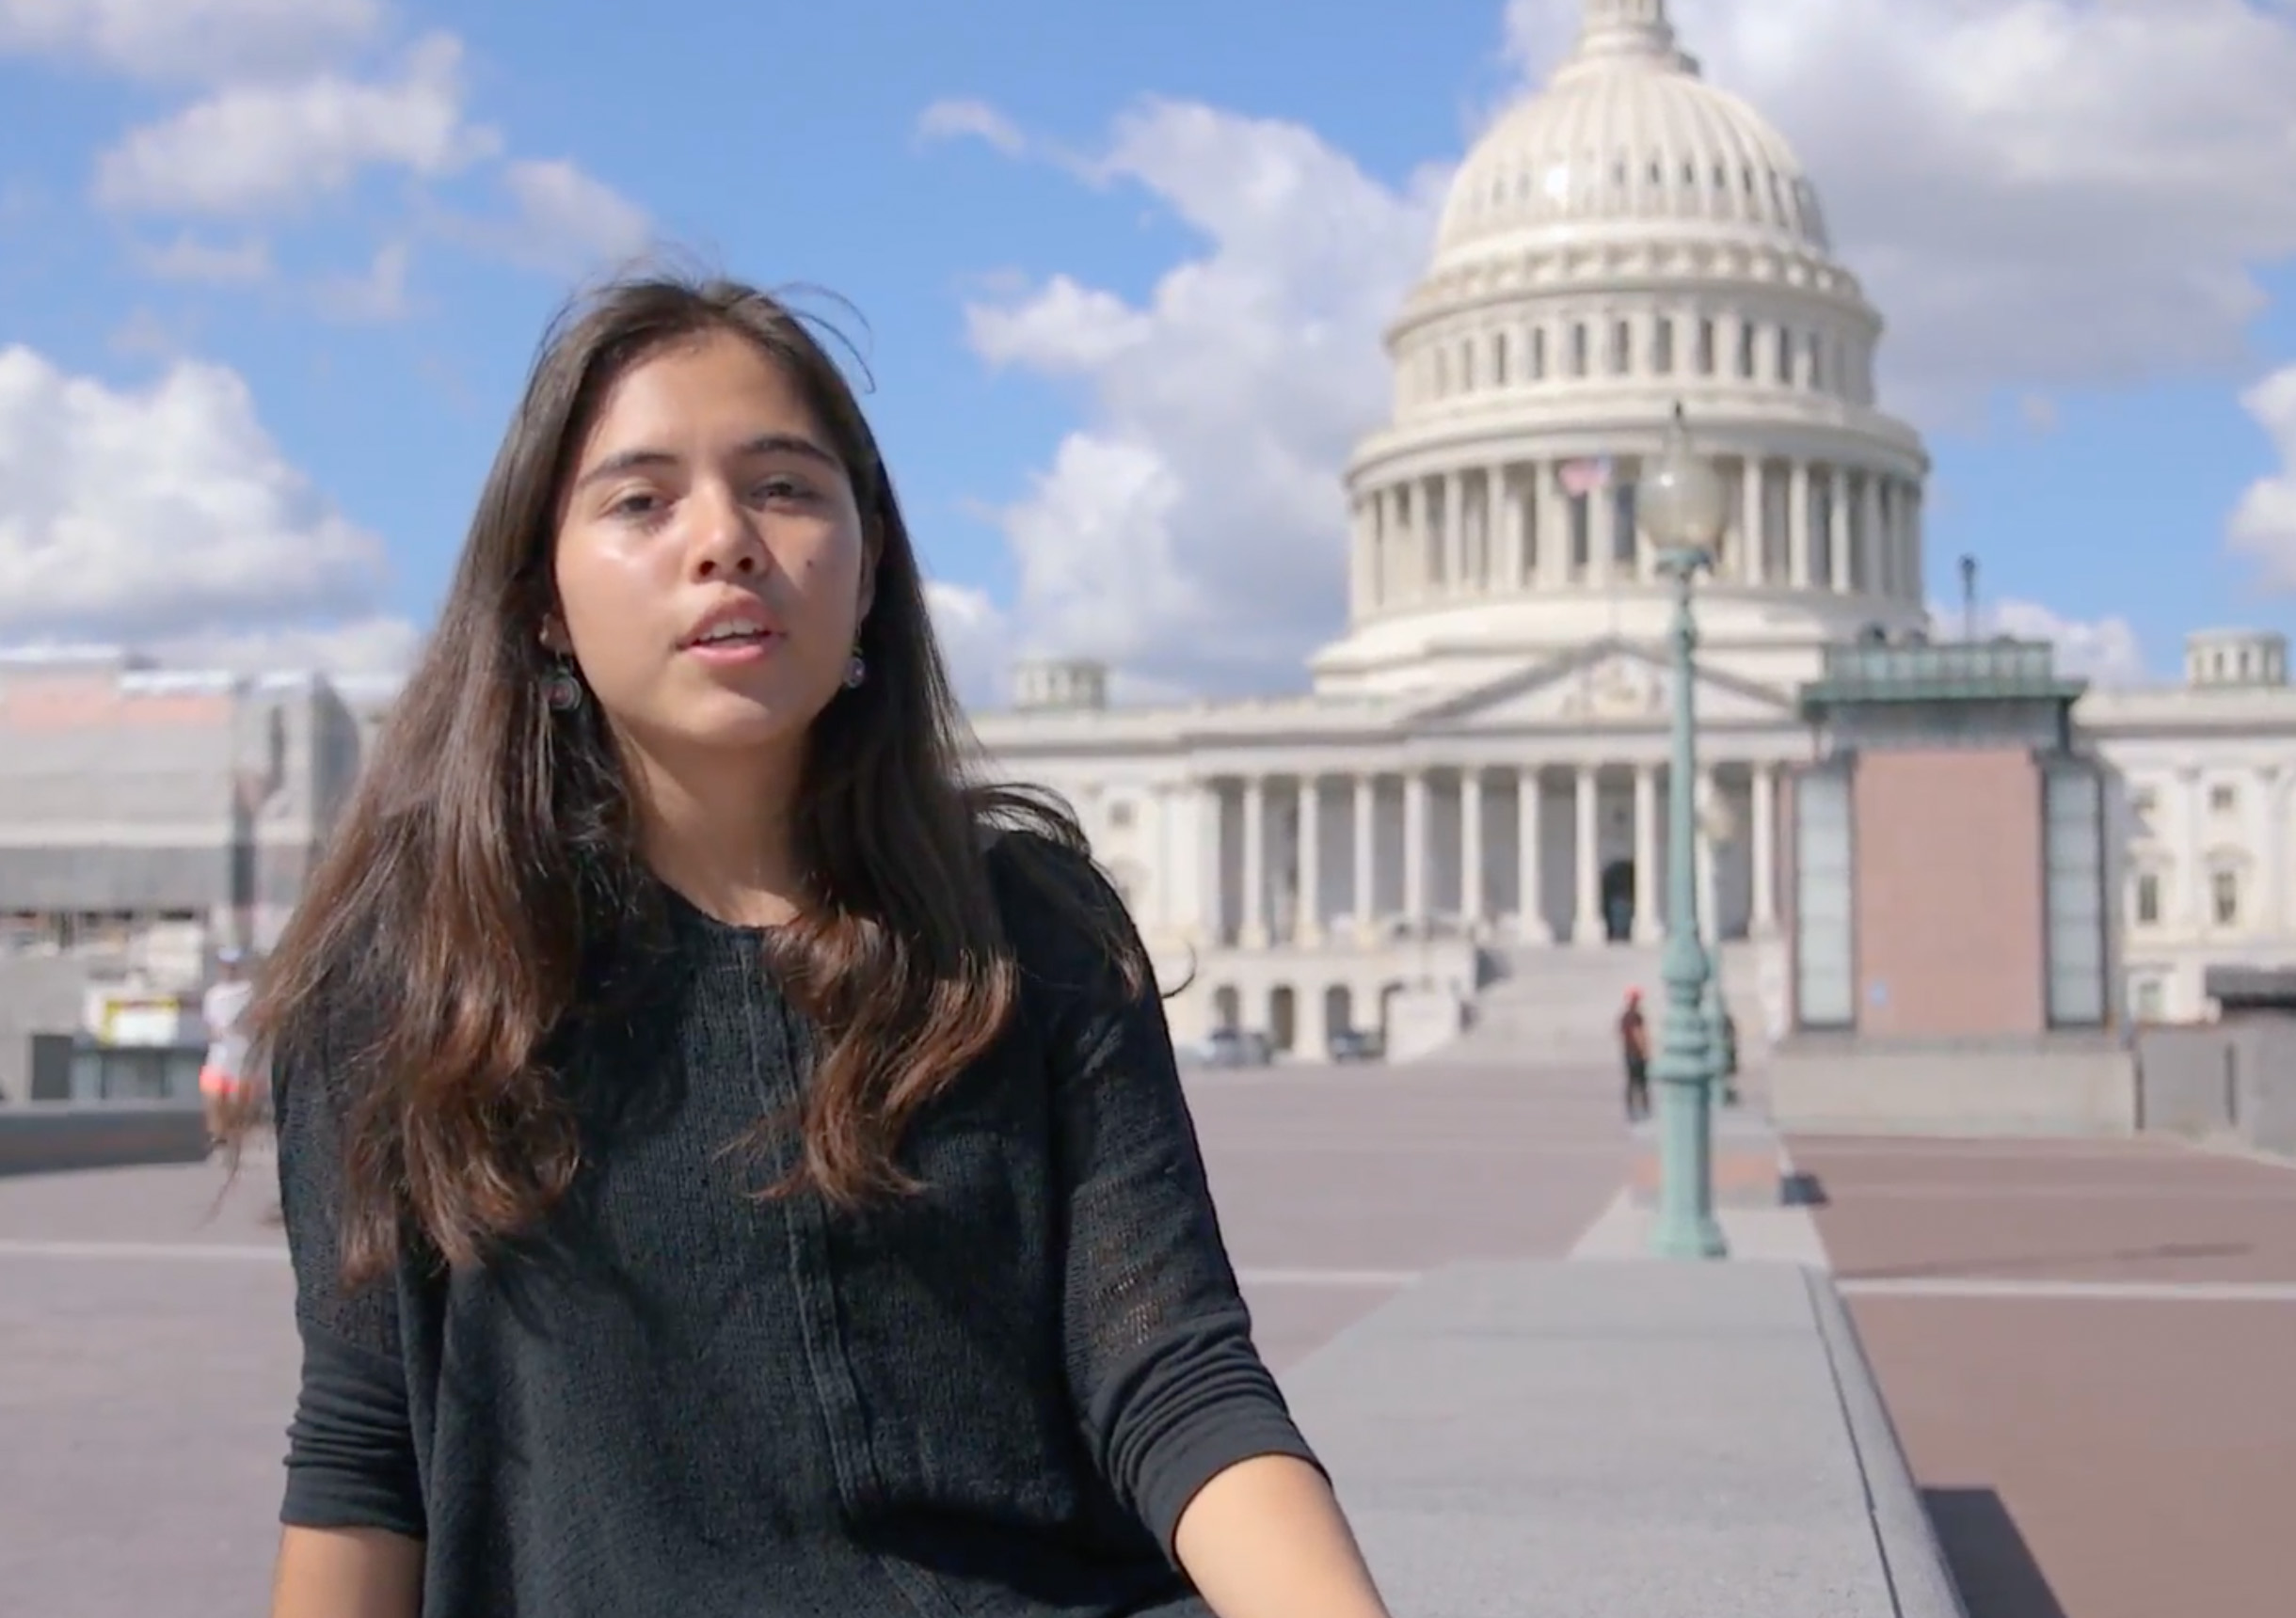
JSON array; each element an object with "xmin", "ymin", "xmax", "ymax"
[{"xmin": 627, "ymin": 743, "xmax": 806, "ymax": 928}]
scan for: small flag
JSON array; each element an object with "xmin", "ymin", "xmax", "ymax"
[{"xmin": 1556, "ymin": 457, "xmax": 1611, "ymax": 497}]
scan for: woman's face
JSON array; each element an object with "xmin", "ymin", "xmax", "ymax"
[{"xmin": 550, "ymin": 330, "xmax": 871, "ymax": 771}]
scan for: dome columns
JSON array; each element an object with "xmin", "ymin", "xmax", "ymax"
[{"xmin": 1347, "ymin": 450, "xmax": 1925, "ymax": 618}]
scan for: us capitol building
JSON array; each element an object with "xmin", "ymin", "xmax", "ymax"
[
  {"xmin": 965, "ymin": 0, "xmax": 2296, "ymax": 1058},
  {"xmin": 1, "ymin": 0, "xmax": 2290, "ymax": 1093}
]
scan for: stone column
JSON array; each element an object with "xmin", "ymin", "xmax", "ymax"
[
  {"xmin": 1750, "ymin": 762, "xmax": 1778, "ymax": 935},
  {"xmin": 1573, "ymin": 765, "xmax": 1602, "ymax": 947},
  {"xmin": 1353, "ymin": 773, "xmax": 1377, "ymax": 944},
  {"xmin": 1443, "ymin": 470, "xmax": 1465, "ymax": 592},
  {"xmin": 1634, "ymin": 764, "xmax": 1661, "ymax": 941},
  {"xmin": 1789, "ymin": 462, "xmax": 1811, "ymax": 588},
  {"xmin": 2262, "ymin": 766, "xmax": 2287, "ymax": 932},
  {"xmin": 1460, "ymin": 768, "xmax": 1484, "ymax": 934},
  {"xmin": 1828, "ymin": 467, "xmax": 1851, "ymax": 591},
  {"xmin": 1151, "ymin": 783, "xmax": 1176, "ymax": 934},
  {"xmin": 1240, "ymin": 775, "xmax": 1267, "ymax": 947},
  {"xmin": 1198, "ymin": 779, "xmax": 1225, "ymax": 946},
  {"xmin": 1589, "ymin": 477, "xmax": 1614, "ymax": 585},
  {"xmin": 1536, "ymin": 462, "xmax": 1563, "ymax": 586},
  {"xmin": 1860, "ymin": 475, "xmax": 1883, "ymax": 596},
  {"xmin": 1740, "ymin": 459, "xmax": 1764, "ymax": 584},
  {"xmin": 2182, "ymin": 769, "xmax": 2206, "ymax": 929},
  {"xmin": 1491, "ymin": 464, "xmax": 1517, "ymax": 589},
  {"xmin": 1517, "ymin": 765, "xmax": 1550, "ymax": 943},
  {"xmin": 1298, "ymin": 774, "xmax": 1323, "ymax": 946},
  {"xmin": 1403, "ymin": 769, "xmax": 1428, "ymax": 934}
]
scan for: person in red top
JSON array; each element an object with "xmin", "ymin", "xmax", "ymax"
[{"xmin": 1618, "ymin": 988, "xmax": 1651, "ymax": 1122}]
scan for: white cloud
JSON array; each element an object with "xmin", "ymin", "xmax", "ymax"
[
  {"xmin": 0, "ymin": 0, "xmax": 383, "ymax": 83},
  {"xmin": 142, "ymin": 612, "xmax": 424, "ymax": 675},
  {"xmin": 132, "ymin": 231, "xmax": 273, "ymax": 284},
  {"xmin": 475, "ymin": 158, "xmax": 654, "ymax": 276},
  {"xmin": 923, "ymin": 579, "xmax": 1011, "ymax": 712},
  {"xmin": 0, "ymin": 344, "xmax": 390, "ymax": 643},
  {"xmin": 311, "ymin": 238, "xmax": 411, "ymax": 321},
  {"xmin": 92, "ymin": 30, "xmax": 499, "ymax": 215},
  {"xmin": 2229, "ymin": 364, "xmax": 2296, "ymax": 591},
  {"xmin": 1506, "ymin": 0, "xmax": 2296, "ymax": 417},
  {"xmin": 1932, "ymin": 595, "xmax": 2150, "ymax": 688},
  {"xmin": 916, "ymin": 98, "xmax": 1027, "ymax": 156},
  {"xmin": 954, "ymin": 98, "xmax": 1448, "ymax": 693}
]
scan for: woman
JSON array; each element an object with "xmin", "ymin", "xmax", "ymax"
[{"xmin": 238, "ymin": 273, "xmax": 1394, "ymax": 1618}]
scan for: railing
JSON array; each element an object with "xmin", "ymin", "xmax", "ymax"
[{"xmin": 24, "ymin": 1036, "xmax": 206, "ymax": 1103}]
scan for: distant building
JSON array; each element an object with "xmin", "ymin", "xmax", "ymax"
[{"xmin": 0, "ymin": 647, "xmax": 391, "ymax": 1098}]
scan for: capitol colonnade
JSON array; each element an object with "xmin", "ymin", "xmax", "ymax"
[
  {"xmin": 1348, "ymin": 453, "xmax": 1925, "ymax": 613},
  {"xmin": 1167, "ymin": 757, "xmax": 1786, "ymax": 955}
]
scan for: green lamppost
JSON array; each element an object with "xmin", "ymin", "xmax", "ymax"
[
  {"xmin": 1638, "ymin": 403, "xmax": 1729, "ymax": 1260},
  {"xmin": 1698, "ymin": 794, "xmax": 1741, "ymax": 1107}
]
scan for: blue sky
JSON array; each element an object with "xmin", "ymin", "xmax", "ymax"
[{"xmin": 3, "ymin": 0, "xmax": 2293, "ymax": 701}]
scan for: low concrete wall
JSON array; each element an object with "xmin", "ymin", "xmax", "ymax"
[
  {"xmin": 2134, "ymin": 1022, "xmax": 2296, "ymax": 1158},
  {"xmin": 1764, "ymin": 1032, "xmax": 2136, "ymax": 1137},
  {"xmin": 0, "ymin": 1101, "xmax": 213, "ymax": 1178},
  {"xmin": 1279, "ymin": 1261, "xmax": 1966, "ymax": 1616}
]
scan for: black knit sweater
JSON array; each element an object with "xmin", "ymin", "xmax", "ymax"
[{"xmin": 273, "ymin": 833, "xmax": 1317, "ymax": 1616}]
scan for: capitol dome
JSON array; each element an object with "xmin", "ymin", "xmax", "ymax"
[
  {"xmin": 1434, "ymin": 4, "xmax": 1828, "ymax": 269},
  {"xmin": 1313, "ymin": 0, "xmax": 1932, "ymax": 701}
]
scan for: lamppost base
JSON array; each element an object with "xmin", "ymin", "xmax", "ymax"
[{"xmin": 1648, "ymin": 1214, "xmax": 1729, "ymax": 1261}]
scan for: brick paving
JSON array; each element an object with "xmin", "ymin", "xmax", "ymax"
[
  {"xmin": 0, "ymin": 1059, "xmax": 1629, "ymax": 1615},
  {"xmin": 1794, "ymin": 1134, "xmax": 2296, "ymax": 1618}
]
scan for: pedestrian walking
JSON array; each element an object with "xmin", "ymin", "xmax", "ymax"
[
  {"xmin": 229, "ymin": 273, "xmax": 1394, "ymax": 1618},
  {"xmin": 197, "ymin": 947, "xmax": 255, "ymax": 1146},
  {"xmin": 1619, "ymin": 987, "xmax": 1651, "ymax": 1122}
]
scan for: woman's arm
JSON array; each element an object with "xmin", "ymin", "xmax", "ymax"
[
  {"xmin": 272, "ymin": 1526, "xmax": 424, "ymax": 1618},
  {"xmin": 999, "ymin": 834, "xmax": 1392, "ymax": 1618},
  {"xmin": 1173, "ymin": 1454, "xmax": 1388, "ymax": 1618},
  {"xmin": 269, "ymin": 1026, "xmax": 429, "ymax": 1617}
]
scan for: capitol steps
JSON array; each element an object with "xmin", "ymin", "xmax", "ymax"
[{"xmin": 1436, "ymin": 939, "xmax": 1778, "ymax": 1070}]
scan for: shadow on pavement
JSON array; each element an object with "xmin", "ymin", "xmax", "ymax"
[{"xmin": 1922, "ymin": 1486, "xmax": 2069, "ymax": 1618}]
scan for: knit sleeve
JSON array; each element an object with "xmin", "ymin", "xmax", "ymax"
[
  {"xmin": 272, "ymin": 1017, "xmax": 427, "ymax": 1538},
  {"xmin": 995, "ymin": 833, "xmax": 1324, "ymax": 1560}
]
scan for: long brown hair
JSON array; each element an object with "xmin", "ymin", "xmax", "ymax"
[{"xmin": 235, "ymin": 272, "xmax": 1137, "ymax": 1286}]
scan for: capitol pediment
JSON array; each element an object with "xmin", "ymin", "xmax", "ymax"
[{"xmin": 1401, "ymin": 641, "xmax": 1795, "ymax": 732}]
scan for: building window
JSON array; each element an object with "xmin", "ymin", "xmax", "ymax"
[
  {"xmin": 2133, "ymin": 871, "xmax": 2160, "ymax": 927},
  {"xmin": 2211, "ymin": 867, "xmax": 2240, "ymax": 927},
  {"xmin": 1610, "ymin": 319, "xmax": 1632, "ymax": 374},
  {"xmin": 1652, "ymin": 318, "xmax": 1674, "ymax": 375},
  {"xmin": 2042, "ymin": 766, "xmax": 2107, "ymax": 1026},
  {"xmin": 1792, "ymin": 769, "xmax": 1855, "ymax": 1028},
  {"xmin": 1108, "ymin": 801, "xmax": 1134, "ymax": 830},
  {"xmin": 1570, "ymin": 323, "xmax": 1589, "ymax": 376},
  {"xmin": 1737, "ymin": 323, "xmax": 1757, "ymax": 378},
  {"xmin": 1493, "ymin": 331, "xmax": 1509, "ymax": 385},
  {"xmin": 2129, "ymin": 785, "xmax": 2157, "ymax": 818},
  {"xmin": 2131, "ymin": 976, "xmax": 2165, "ymax": 1023},
  {"xmin": 2209, "ymin": 783, "xmax": 2237, "ymax": 815},
  {"xmin": 1696, "ymin": 318, "xmax": 1715, "ymax": 375}
]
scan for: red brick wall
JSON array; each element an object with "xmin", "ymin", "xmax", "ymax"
[{"xmin": 1852, "ymin": 747, "xmax": 2044, "ymax": 1038}]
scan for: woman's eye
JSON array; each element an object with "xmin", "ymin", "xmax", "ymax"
[
  {"xmin": 609, "ymin": 491, "xmax": 662, "ymax": 518},
  {"xmin": 756, "ymin": 477, "xmax": 812, "ymax": 504}
]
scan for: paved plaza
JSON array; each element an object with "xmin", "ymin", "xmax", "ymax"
[
  {"xmin": 1796, "ymin": 1133, "xmax": 2296, "ymax": 1618},
  {"xmin": 2, "ymin": 1059, "xmax": 2290, "ymax": 1615}
]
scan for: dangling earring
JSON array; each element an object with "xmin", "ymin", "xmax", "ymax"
[
  {"xmin": 842, "ymin": 649, "xmax": 867, "ymax": 690},
  {"xmin": 543, "ymin": 658, "xmax": 584, "ymax": 712}
]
